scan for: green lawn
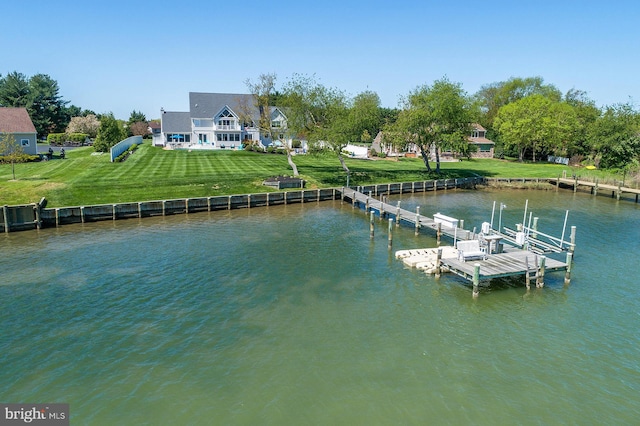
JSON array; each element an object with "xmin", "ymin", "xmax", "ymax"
[{"xmin": 0, "ymin": 144, "xmax": 614, "ymax": 207}]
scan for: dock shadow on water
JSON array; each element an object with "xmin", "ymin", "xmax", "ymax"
[{"xmin": 0, "ymin": 190, "xmax": 639, "ymax": 424}]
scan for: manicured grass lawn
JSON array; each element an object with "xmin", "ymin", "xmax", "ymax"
[{"xmin": 0, "ymin": 143, "xmax": 614, "ymax": 207}]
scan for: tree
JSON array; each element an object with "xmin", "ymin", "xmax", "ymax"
[
  {"xmin": 66, "ymin": 114, "xmax": 100, "ymax": 138},
  {"xmin": 27, "ymin": 74, "xmax": 68, "ymax": 135},
  {"xmin": 395, "ymin": 78, "xmax": 476, "ymax": 172},
  {"xmin": 94, "ymin": 113, "xmax": 126, "ymax": 152},
  {"xmin": 587, "ymin": 102, "xmax": 640, "ymax": 170},
  {"xmin": 0, "ymin": 72, "xmax": 30, "ymax": 107},
  {"xmin": 0, "ymin": 132, "xmax": 27, "ymax": 180},
  {"xmin": 564, "ymin": 89, "xmax": 601, "ymax": 158},
  {"xmin": 245, "ymin": 73, "xmax": 301, "ymax": 176},
  {"xmin": 0, "ymin": 72, "xmax": 69, "ymax": 136},
  {"xmin": 129, "ymin": 121, "xmax": 150, "ymax": 138},
  {"xmin": 280, "ymin": 74, "xmax": 349, "ymax": 174},
  {"xmin": 475, "ymin": 76, "xmax": 562, "ymax": 131},
  {"xmin": 494, "ymin": 95, "xmax": 577, "ymax": 162},
  {"xmin": 347, "ymin": 91, "xmax": 381, "ymax": 144},
  {"xmin": 128, "ymin": 110, "xmax": 147, "ymax": 125}
]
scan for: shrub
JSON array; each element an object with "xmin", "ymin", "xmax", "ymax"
[
  {"xmin": 67, "ymin": 133, "xmax": 88, "ymax": 143},
  {"xmin": 46, "ymin": 133, "xmax": 66, "ymax": 145}
]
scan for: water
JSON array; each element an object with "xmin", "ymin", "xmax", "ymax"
[{"xmin": 1, "ymin": 189, "xmax": 639, "ymax": 424}]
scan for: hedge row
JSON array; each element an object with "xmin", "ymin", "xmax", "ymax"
[{"xmin": 47, "ymin": 133, "xmax": 89, "ymax": 143}]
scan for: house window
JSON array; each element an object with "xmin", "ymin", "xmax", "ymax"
[
  {"xmin": 194, "ymin": 119, "xmax": 200, "ymax": 127},
  {"xmin": 21, "ymin": 139, "xmax": 29, "ymax": 146},
  {"xmin": 272, "ymin": 120, "xmax": 281, "ymax": 128},
  {"xmin": 198, "ymin": 133, "xmax": 208, "ymax": 143}
]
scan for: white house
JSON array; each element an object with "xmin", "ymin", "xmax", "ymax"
[
  {"xmin": 156, "ymin": 92, "xmax": 299, "ymax": 151},
  {"xmin": 0, "ymin": 107, "xmax": 38, "ymax": 156}
]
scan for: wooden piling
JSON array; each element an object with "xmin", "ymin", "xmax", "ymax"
[
  {"xmin": 574, "ymin": 175, "xmax": 578, "ymax": 192},
  {"xmin": 396, "ymin": 201, "xmax": 401, "ymax": 227},
  {"xmin": 472, "ymin": 264, "xmax": 480, "ymax": 298},
  {"xmin": 34, "ymin": 204, "xmax": 41, "ymax": 230},
  {"xmin": 81, "ymin": 206, "xmax": 85, "ymax": 223},
  {"xmin": 435, "ymin": 248, "xmax": 442, "ymax": 279},
  {"xmin": 564, "ymin": 252, "xmax": 573, "ymax": 285},
  {"xmin": 593, "ymin": 178, "xmax": 599, "ymax": 196},
  {"xmin": 525, "ymin": 256, "xmax": 532, "ymax": 290},
  {"xmin": 436, "ymin": 222, "xmax": 442, "ymax": 246},
  {"xmin": 3, "ymin": 206, "xmax": 9, "ymax": 233},
  {"xmin": 415, "ymin": 206, "xmax": 420, "ymax": 235},
  {"xmin": 537, "ymin": 256, "xmax": 546, "ymax": 288},
  {"xmin": 370, "ymin": 211, "xmax": 375, "ymax": 238},
  {"xmin": 569, "ymin": 226, "xmax": 576, "ymax": 254},
  {"xmin": 388, "ymin": 218, "xmax": 393, "ymax": 248}
]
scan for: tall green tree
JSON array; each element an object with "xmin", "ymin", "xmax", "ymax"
[
  {"xmin": 494, "ymin": 95, "xmax": 577, "ymax": 162},
  {"xmin": 475, "ymin": 76, "xmax": 562, "ymax": 131},
  {"xmin": 587, "ymin": 102, "xmax": 640, "ymax": 170},
  {"xmin": 128, "ymin": 110, "xmax": 147, "ymax": 125},
  {"xmin": 0, "ymin": 131, "xmax": 27, "ymax": 180},
  {"xmin": 564, "ymin": 89, "xmax": 601, "ymax": 158},
  {"xmin": 346, "ymin": 91, "xmax": 381, "ymax": 144},
  {"xmin": 27, "ymin": 73, "xmax": 68, "ymax": 135},
  {"xmin": 94, "ymin": 113, "xmax": 126, "ymax": 152},
  {"xmin": 395, "ymin": 78, "xmax": 476, "ymax": 173},
  {"xmin": 0, "ymin": 72, "xmax": 30, "ymax": 107},
  {"xmin": 280, "ymin": 74, "xmax": 348, "ymax": 172},
  {"xmin": 0, "ymin": 72, "xmax": 69, "ymax": 136}
]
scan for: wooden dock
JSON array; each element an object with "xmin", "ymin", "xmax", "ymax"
[
  {"xmin": 339, "ymin": 187, "xmax": 476, "ymax": 242},
  {"xmin": 440, "ymin": 247, "xmax": 568, "ymax": 280},
  {"xmin": 557, "ymin": 177, "xmax": 640, "ymax": 201}
]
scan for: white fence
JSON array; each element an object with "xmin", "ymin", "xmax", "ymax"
[{"xmin": 110, "ymin": 136, "xmax": 143, "ymax": 162}]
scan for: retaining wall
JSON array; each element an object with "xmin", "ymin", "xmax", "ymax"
[{"xmin": 3, "ymin": 178, "xmax": 484, "ymax": 233}]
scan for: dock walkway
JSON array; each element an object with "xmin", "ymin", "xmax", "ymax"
[{"xmin": 339, "ymin": 187, "xmax": 475, "ymax": 241}]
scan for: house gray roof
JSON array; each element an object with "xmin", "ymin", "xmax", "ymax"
[
  {"xmin": 189, "ymin": 92, "xmax": 261, "ymax": 123},
  {"xmin": 161, "ymin": 111, "xmax": 191, "ymax": 133},
  {"xmin": 0, "ymin": 107, "xmax": 37, "ymax": 133}
]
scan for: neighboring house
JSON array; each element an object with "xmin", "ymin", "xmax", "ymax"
[
  {"xmin": 467, "ymin": 124, "xmax": 495, "ymax": 158},
  {"xmin": 158, "ymin": 92, "xmax": 301, "ymax": 151},
  {"xmin": 431, "ymin": 124, "xmax": 496, "ymax": 161},
  {"xmin": 0, "ymin": 107, "xmax": 38, "ymax": 156},
  {"xmin": 148, "ymin": 121, "xmax": 161, "ymax": 146}
]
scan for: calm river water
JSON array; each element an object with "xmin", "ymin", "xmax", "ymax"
[{"xmin": 1, "ymin": 189, "xmax": 639, "ymax": 424}]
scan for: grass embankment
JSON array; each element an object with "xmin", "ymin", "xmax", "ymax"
[{"xmin": 0, "ymin": 144, "xmax": 615, "ymax": 207}]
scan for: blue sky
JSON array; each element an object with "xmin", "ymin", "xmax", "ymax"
[{"xmin": 3, "ymin": 0, "xmax": 639, "ymax": 120}]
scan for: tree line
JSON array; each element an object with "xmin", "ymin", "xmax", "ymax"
[
  {"xmin": 0, "ymin": 72, "xmax": 152, "ymax": 152},
  {"xmin": 250, "ymin": 73, "xmax": 639, "ymax": 175},
  {"xmin": 2, "ymin": 70, "xmax": 638, "ymax": 173}
]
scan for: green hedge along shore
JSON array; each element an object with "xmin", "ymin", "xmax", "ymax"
[{"xmin": 0, "ymin": 143, "xmax": 625, "ymax": 207}]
